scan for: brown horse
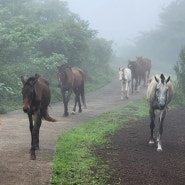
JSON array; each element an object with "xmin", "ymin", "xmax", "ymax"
[
  {"xmin": 21, "ymin": 74, "xmax": 57, "ymax": 160},
  {"xmin": 128, "ymin": 60, "xmax": 145, "ymax": 93},
  {"xmin": 57, "ymin": 63, "xmax": 86, "ymax": 117},
  {"xmin": 136, "ymin": 56, "xmax": 151, "ymax": 85}
]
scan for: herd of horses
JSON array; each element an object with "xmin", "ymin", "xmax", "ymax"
[
  {"xmin": 119, "ymin": 56, "xmax": 174, "ymax": 151},
  {"xmin": 21, "ymin": 58, "xmax": 173, "ymax": 159}
]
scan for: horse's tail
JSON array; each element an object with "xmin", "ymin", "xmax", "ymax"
[
  {"xmin": 81, "ymin": 82, "xmax": 87, "ymax": 109},
  {"xmin": 43, "ymin": 110, "xmax": 57, "ymax": 122}
]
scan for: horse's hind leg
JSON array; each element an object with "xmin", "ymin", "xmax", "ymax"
[
  {"xmin": 125, "ymin": 82, "xmax": 129, "ymax": 99},
  {"xmin": 72, "ymin": 94, "xmax": 77, "ymax": 114},
  {"xmin": 62, "ymin": 90, "xmax": 72, "ymax": 117},
  {"xmin": 72, "ymin": 89, "xmax": 82, "ymax": 114},
  {"xmin": 75, "ymin": 90, "xmax": 82, "ymax": 113},
  {"xmin": 30, "ymin": 114, "xmax": 42, "ymax": 160}
]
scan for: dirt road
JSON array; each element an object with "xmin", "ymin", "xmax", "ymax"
[
  {"xmin": 0, "ymin": 76, "xmax": 145, "ymax": 185},
  {"xmin": 96, "ymin": 105, "xmax": 185, "ymax": 185}
]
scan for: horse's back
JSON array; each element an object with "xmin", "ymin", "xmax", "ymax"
[
  {"xmin": 35, "ymin": 75, "xmax": 51, "ymax": 106},
  {"xmin": 124, "ymin": 67, "xmax": 132, "ymax": 81},
  {"xmin": 72, "ymin": 67, "xmax": 84, "ymax": 87}
]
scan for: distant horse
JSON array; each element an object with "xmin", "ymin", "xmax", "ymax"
[
  {"xmin": 146, "ymin": 74, "xmax": 174, "ymax": 151},
  {"xmin": 21, "ymin": 74, "xmax": 57, "ymax": 160},
  {"xmin": 128, "ymin": 60, "xmax": 145, "ymax": 93},
  {"xmin": 57, "ymin": 63, "xmax": 86, "ymax": 117},
  {"xmin": 119, "ymin": 67, "xmax": 132, "ymax": 99},
  {"xmin": 136, "ymin": 56, "xmax": 151, "ymax": 85}
]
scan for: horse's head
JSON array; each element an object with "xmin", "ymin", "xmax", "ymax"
[
  {"xmin": 57, "ymin": 64, "xmax": 71, "ymax": 86},
  {"xmin": 154, "ymin": 74, "xmax": 170, "ymax": 110},
  {"xmin": 21, "ymin": 75, "xmax": 39, "ymax": 114},
  {"xmin": 127, "ymin": 60, "xmax": 135, "ymax": 71}
]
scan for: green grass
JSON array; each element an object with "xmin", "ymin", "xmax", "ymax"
[{"xmin": 51, "ymin": 98, "xmax": 150, "ymax": 185}]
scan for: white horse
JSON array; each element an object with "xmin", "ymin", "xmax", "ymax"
[
  {"xmin": 146, "ymin": 74, "xmax": 174, "ymax": 151},
  {"xmin": 119, "ymin": 67, "xmax": 132, "ymax": 99}
]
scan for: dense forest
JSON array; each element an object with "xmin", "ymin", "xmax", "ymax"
[{"xmin": 0, "ymin": 0, "xmax": 113, "ymax": 112}]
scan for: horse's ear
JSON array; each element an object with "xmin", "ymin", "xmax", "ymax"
[
  {"xmin": 35, "ymin": 73, "xmax": 40, "ymax": 80},
  {"xmin": 166, "ymin": 76, "xmax": 170, "ymax": 83},
  {"xmin": 154, "ymin": 76, "xmax": 159, "ymax": 83},
  {"xmin": 21, "ymin": 76, "xmax": 25, "ymax": 85}
]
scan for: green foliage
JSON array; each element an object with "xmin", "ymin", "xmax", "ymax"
[
  {"xmin": 51, "ymin": 98, "xmax": 149, "ymax": 185},
  {"xmin": 174, "ymin": 47, "xmax": 185, "ymax": 105},
  {"xmin": 0, "ymin": 0, "xmax": 113, "ymax": 112}
]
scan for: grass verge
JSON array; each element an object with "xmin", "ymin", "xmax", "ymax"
[{"xmin": 51, "ymin": 98, "xmax": 150, "ymax": 185}]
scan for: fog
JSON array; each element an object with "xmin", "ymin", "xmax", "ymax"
[{"xmin": 65, "ymin": 0, "xmax": 174, "ymax": 47}]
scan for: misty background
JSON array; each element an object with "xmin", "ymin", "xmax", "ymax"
[
  {"xmin": 65, "ymin": 0, "xmax": 172, "ymax": 45},
  {"xmin": 65, "ymin": 0, "xmax": 182, "ymax": 72}
]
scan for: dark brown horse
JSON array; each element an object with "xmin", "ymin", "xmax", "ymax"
[
  {"xmin": 57, "ymin": 64, "xmax": 86, "ymax": 117},
  {"xmin": 136, "ymin": 56, "xmax": 151, "ymax": 85},
  {"xmin": 21, "ymin": 74, "xmax": 57, "ymax": 160},
  {"xmin": 128, "ymin": 60, "xmax": 145, "ymax": 93}
]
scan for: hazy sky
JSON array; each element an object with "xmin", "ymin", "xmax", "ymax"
[{"xmin": 65, "ymin": 0, "xmax": 174, "ymax": 46}]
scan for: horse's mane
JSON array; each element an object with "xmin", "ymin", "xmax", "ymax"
[{"xmin": 24, "ymin": 74, "xmax": 48, "ymax": 87}]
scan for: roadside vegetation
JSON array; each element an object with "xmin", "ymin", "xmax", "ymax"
[
  {"xmin": 51, "ymin": 97, "xmax": 177, "ymax": 185},
  {"xmin": 51, "ymin": 98, "xmax": 148, "ymax": 185}
]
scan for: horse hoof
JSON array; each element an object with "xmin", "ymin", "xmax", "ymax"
[
  {"xmin": 30, "ymin": 154, "xmax": 36, "ymax": 160},
  {"xmin": 157, "ymin": 148, "xmax": 162, "ymax": 152},
  {"xmin": 63, "ymin": 113, "xmax": 69, "ymax": 117},
  {"xmin": 149, "ymin": 140, "xmax": 155, "ymax": 144},
  {"xmin": 35, "ymin": 146, "xmax": 40, "ymax": 150},
  {"xmin": 71, "ymin": 111, "xmax": 76, "ymax": 115},
  {"xmin": 157, "ymin": 144, "xmax": 162, "ymax": 152}
]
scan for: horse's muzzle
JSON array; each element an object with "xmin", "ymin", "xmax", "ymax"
[
  {"xmin": 159, "ymin": 104, "xmax": 165, "ymax": 110},
  {"xmin": 23, "ymin": 107, "xmax": 30, "ymax": 113}
]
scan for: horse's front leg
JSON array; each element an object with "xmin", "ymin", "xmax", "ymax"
[
  {"xmin": 149, "ymin": 107, "xmax": 155, "ymax": 144},
  {"xmin": 62, "ymin": 91, "xmax": 68, "ymax": 117},
  {"xmin": 30, "ymin": 113, "xmax": 42, "ymax": 160},
  {"xmin": 62, "ymin": 90, "xmax": 72, "ymax": 117},
  {"xmin": 125, "ymin": 81, "xmax": 129, "ymax": 99},
  {"xmin": 72, "ymin": 91, "xmax": 77, "ymax": 114},
  {"xmin": 157, "ymin": 110, "xmax": 166, "ymax": 151},
  {"xmin": 28, "ymin": 112, "xmax": 33, "ymax": 150}
]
